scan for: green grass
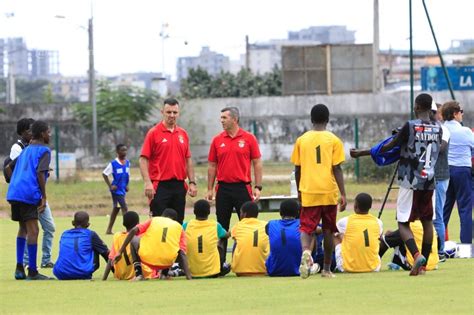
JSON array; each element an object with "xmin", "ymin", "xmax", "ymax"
[{"xmin": 0, "ymin": 211, "xmax": 473, "ymax": 314}]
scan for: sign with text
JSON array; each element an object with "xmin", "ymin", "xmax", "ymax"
[{"xmin": 421, "ymin": 66, "xmax": 474, "ymax": 91}]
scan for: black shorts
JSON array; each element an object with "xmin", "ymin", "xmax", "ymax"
[
  {"xmin": 112, "ymin": 194, "xmax": 128, "ymax": 210},
  {"xmin": 11, "ymin": 201, "xmax": 39, "ymax": 222},
  {"xmin": 150, "ymin": 180, "xmax": 186, "ymax": 223}
]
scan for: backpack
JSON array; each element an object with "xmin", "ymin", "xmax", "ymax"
[{"xmin": 3, "ymin": 140, "xmax": 26, "ymax": 183}]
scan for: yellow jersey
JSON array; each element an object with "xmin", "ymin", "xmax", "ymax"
[
  {"xmin": 291, "ymin": 130, "xmax": 345, "ymax": 206},
  {"xmin": 231, "ymin": 218, "xmax": 269, "ymax": 275},
  {"xmin": 184, "ymin": 219, "xmax": 226, "ymax": 277},
  {"xmin": 341, "ymin": 214, "xmax": 382, "ymax": 272},
  {"xmin": 138, "ymin": 217, "xmax": 183, "ymax": 267},
  {"xmin": 111, "ymin": 232, "xmax": 153, "ymax": 280},
  {"xmin": 406, "ymin": 220, "xmax": 439, "ymax": 270}
]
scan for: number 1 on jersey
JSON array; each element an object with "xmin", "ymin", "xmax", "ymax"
[
  {"xmin": 197, "ymin": 235, "xmax": 203, "ymax": 253},
  {"xmin": 253, "ymin": 230, "xmax": 258, "ymax": 247},
  {"xmin": 363, "ymin": 229, "xmax": 370, "ymax": 247},
  {"xmin": 315, "ymin": 145, "xmax": 321, "ymax": 164}
]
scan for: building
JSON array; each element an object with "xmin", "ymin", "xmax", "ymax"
[
  {"xmin": 6, "ymin": 38, "xmax": 29, "ymax": 78},
  {"xmin": 50, "ymin": 76, "xmax": 89, "ymax": 102},
  {"xmin": 447, "ymin": 39, "xmax": 474, "ymax": 54},
  {"xmin": 176, "ymin": 46, "xmax": 230, "ymax": 81},
  {"xmin": 0, "ymin": 39, "xmax": 4, "ymax": 77},
  {"xmin": 29, "ymin": 49, "xmax": 59, "ymax": 79},
  {"xmin": 288, "ymin": 26, "xmax": 355, "ymax": 44}
]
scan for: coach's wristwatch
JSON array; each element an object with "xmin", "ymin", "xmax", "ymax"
[
  {"xmin": 254, "ymin": 185, "xmax": 263, "ymax": 191},
  {"xmin": 188, "ymin": 180, "xmax": 197, "ymax": 185}
]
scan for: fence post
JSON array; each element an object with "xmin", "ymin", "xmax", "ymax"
[
  {"xmin": 55, "ymin": 124, "xmax": 60, "ymax": 182},
  {"xmin": 354, "ymin": 118, "xmax": 360, "ymax": 182}
]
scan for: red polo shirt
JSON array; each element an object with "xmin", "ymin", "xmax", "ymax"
[
  {"xmin": 208, "ymin": 128, "xmax": 261, "ymax": 183},
  {"xmin": 141, "ymin": 122, "xmax": 191, "ymax": 184}
]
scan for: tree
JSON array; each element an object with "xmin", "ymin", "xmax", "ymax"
[{"xmin": 73, "ymin": 81, "xmax": 158, "ymax": 145}]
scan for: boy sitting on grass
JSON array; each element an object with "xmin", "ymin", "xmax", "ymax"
[
  {"xmin": 231, "ymin": 201, "xmax": 269, "ymax": 276},
  {"xmin": 102, "ymin": 211, "xmax": 153, "ymax": 280},
  {"xmin": 183, "ymin": 199, "xmax": 231, "ymax": 278},
  {"xmin": 53, "ymin": 211, "xmax": 109, "ymax": 280},
  {"xmin": 113, "ymin": 208, "xmax": 192, "ymax": 280},
  {"xmin": 334, "ymin": 193, "xmax": 383, "ymax": 273}
]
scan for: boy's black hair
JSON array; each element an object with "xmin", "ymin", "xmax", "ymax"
[
  {"xmin": 279, "ymin": 199, "xmax": 299, "ymax": 218},
  {"xmin": 31, "ymin": 120, "xmax": 49, "ymax": 139},
  {"xmin": 311, "ymin": 104, "xmax": 330, "ymax": 124},
  {"xmin": 240, "ymin": 201, "xmax": 259, "ymax": 218},
  {"xmin": 123, "ymin": 211, "xmax": 139, "ymax": 231},
  {"xmin": 415, "ymin": 93, "xmax": 433, "ymax": 111},
  {"xmin": 116, "ymin": 144, "xmax": 127, "ymax": 151},
  {"xmin": 16, "ymin": 118, "xmax": 35, "ymax": 136},
  {"xmin": 355, "ymin": 193, "xmax": 372, "ymax": 213},
  {"xmin": 162, "ymin": 208, "xmax": 178, "ymax": 221},
  {"xmin": 194, "ymin": 199, "xmax": 210, "ymax": 218},
  {"xmin": 73, "ymin": 211, "xmax": 90, "ymax": 227},
  {"xmin": 164, "ymin": 98, "xmax": 179, "ymax": 106}
]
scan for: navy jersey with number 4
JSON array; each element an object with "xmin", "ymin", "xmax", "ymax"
[
  {"xmin": 396, "ymin": 119, "xmax": 442, "ymax": 190},
  {"xmin": 265, "ymin": 219, "xmax": 302, "ymax": 276}
]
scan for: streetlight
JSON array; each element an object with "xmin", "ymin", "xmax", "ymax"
[
  {"xmin": 55, "ymin": 14, "xmax": 98, "ymax": 159},
  {"xmin": 159, "ymin": 23, "xmax": 169, "ymax": 78}
]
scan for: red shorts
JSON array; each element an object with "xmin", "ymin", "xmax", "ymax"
[
  {"xmin": 299, "ymin": 205, "xmax": 337, "ymax": 234},
  {"xmin": 409, "ymin": 190, "xmax": 434, "ymax": 222}
]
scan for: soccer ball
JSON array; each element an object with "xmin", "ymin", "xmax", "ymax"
[{"xmin": 444, "ymin": 241, "xmax": 458, "ymax": 258}]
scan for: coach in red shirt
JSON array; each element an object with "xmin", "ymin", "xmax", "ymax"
[
  {"xmin": 207, "ymin": 107, "xmax": 263, "ymax": 261},
  {"xmin": 139, "ymin": 98, "xmax": 197, "ymax": 223}
]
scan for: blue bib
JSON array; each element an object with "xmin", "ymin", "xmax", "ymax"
[
  {"xmin": 266, "ymin": 219, "xmax": 302, "ymax": 276},
  {"xmin": 53, "ymin": 229, "xmax": 95, "ymax": 280},
  {"xmin": 370, "ymin": 135, "xmax": 400, "ymax": 166},
  {"xmin": 111, "ymin": 159, "xmax": 130, "ymax": 196}
]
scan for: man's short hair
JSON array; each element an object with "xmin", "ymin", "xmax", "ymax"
[
  {"xmin": 355, "ymin": 193, "xmax": 372, "ymax": 213},
  {"xmin": 221, "ymin": 107, "xmax": 240, "ymax": 122},
  {"xmin": 311, "ymin": 104, "xmax": 329, "ymax": 124},
  {"xmin": 194, "ymin": 199, "xmax": 211, "ymax": 218},
  {"xmin": 163, "ymin": 98, "xmax": 179, "ymax": 106},
  {"xmin": 116, "ymin": 144, "xmax": 127, "ymax": 152},
  {"xmin": 415, "ymin": 93, "xmax": 433, "ymax": 111},
  {"xmin": 441, "ymin": 101, "xmax": 461, "ymax": 121},
  {"xmin": 16, "ymin": 118, "xmax": 35, "ymax": 136},
  {"xmin": 31, "ymin": 120, "xmax": 49, "ymax": 139},
  {"xmin": 73, "ymin": 211, "xmax": 89, "ymax": 227},
  {"xmin": 123, "ymin": 211, "xmax": 139, "ymax": 230},
  {"xmin": 279, "ymin": 199, "xmax": 299, "ymax": 218},
  {"xmin": 240, "ymin": 201, "xmax": 259, "ymax": 218},
  {"xmin": 162, "ymin": 208, "xmax": 178, "ymax": 221}
]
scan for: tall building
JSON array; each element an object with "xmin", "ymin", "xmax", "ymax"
[
  {"xmin": 176, "ymin": 46, "xmax": 230, "ymax": 81},
  {"xmin": 30, "ymin": 49, "xmax": 60, "ymax": 79},
  {"xmin": 288, "ymin": 26, "xmax": 355, "ymax": 44},
  {"xmin": 6, "ymin": 38, "xmax": 29, "ymax": 78},
  {"xmin": 0, "ymin": 39, "xmax": 4, "ymax": 77}
]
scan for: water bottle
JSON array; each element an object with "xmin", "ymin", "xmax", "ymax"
[{"xmin": 290, "ymin": 171, "xmax": 297, "ymax": 197}]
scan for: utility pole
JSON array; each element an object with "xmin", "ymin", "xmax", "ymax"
[
  {"xmin": 372, "ymin": 0, "xmax": 380, "ymax": 93},
  {"xmin": 245, "ymin": 35, "xmax": 250, "ymax": 69},
  {"xmin": 88, "ymin": 17, "xmax": 98, "ymax": 158},
  {"xmin": 160, "ymin": 23, "xmax": 169, "ymax": 77},
  {"xmin": 7, "ymin": 61, "xmax": 16, "ymax": 104}
]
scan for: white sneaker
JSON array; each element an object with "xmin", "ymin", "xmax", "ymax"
[
  {"xmin": 299, "ymin": 251, "xmax": 313, "ymax": 279},
  {"xmin": 310, "ymin": 263, "xmax": 321, "ymax": 275}
]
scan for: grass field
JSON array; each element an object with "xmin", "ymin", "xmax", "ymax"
[{"xmin": 0, "ymin": 212, "xmax": 472, "ymax": 314}]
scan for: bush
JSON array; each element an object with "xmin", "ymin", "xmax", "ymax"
[{"xmin": 344, "ymin": 157, "xmax": 397, "ymax": 182}]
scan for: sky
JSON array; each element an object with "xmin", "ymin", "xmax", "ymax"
[{"xmin": 1, "ymin": 0, "xmax": 472, "ymax": 80}]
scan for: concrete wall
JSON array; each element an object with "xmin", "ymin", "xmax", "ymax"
[{"xmin": 1, "ymin": 90, "xmax": 473, "ymax": 165}]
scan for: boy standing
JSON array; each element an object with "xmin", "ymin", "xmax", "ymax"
[
  {"xmin": 231, "ymin": 201, "xmax": 269, "ymax": 276},
  {"xmin": 113, "ymin": 208, "xmax": 192, "ymax": 280},
  {"xmin": 291, "ymin": 104, "xmax": 346, "ymax": 279},
  {"xmin": 7, "ymin": 120, "xmax": 53, "ymax": 280},
  {"xmin": 53, "ymin": 211, "xmax": 109, "ymax": 280},
  {"xmin": 334, "ymin": 193, "xmax": 383, "ymax": 273},
  {"xmin": 103, "ymin": 144, "xmax": 130, "ymax": 234},
  {"xmin": 183, "ymin": 199, "xmax": 230, "ymax": 278}
]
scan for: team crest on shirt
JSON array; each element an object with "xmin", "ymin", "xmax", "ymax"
[
  {"xmin": 238, "ymin": 140, "xmax": 245, "ymax": 148},
  {"xmin": 178, "ymin": 135, "xmax": 184, "ymax": 144}
]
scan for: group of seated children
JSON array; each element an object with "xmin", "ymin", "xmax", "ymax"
[{"xmin": 51, "ymin": 192, "xmax": 438, "ymax": 280}]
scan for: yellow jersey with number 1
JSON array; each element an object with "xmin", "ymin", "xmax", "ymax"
[
  {"xmin": 185, "ymin": 219, "xmax": 221, "ymax": 277},
  {"xmin": 231, "ymin": 218, "xmax": 269, "ymax": 275},
  {"xmin": 291, "ymin": 130, "xmax": 345, "ymax": 206},
  {"xmin": 138, "ymin": 217, "xmax": 182, "ymax": 267},
  {"xmin": 341, "ymin": 214, "xmax": 381, "ymax": 272}
]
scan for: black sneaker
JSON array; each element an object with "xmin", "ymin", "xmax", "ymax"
[
  {"xmin": 41, "ymin": 262, "xmax": 54, "ymax": 268},
  {"xmin": 438, "ymin": 253, "xmax": 446, "ymax": 262},
  {"xmin": 219, "ymin": 262, "xmax": 231, "ymax": 277},
  {"xmin": 26, "ymin": 273, "xmax": 54, "ymax": 280},
  {"xmin": 15, "ymin": 269, "xmax": 26, "ymax": 280}
]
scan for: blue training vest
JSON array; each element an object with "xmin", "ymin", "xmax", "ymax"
[
  {"xmin": 111, "ymin": 159, "xmax": 130, "ymax": 196},
  {"xmin": 53, "ymin": 229, "xmax": 95, "ymax": 280},
  {"xmin": 370, "ymin": 135, "xmax": 400, "ymax": 166},
  {"xmin": 6, "ymin": 144, "xmax": 50, "ymax": 205},
  {"xmin": 266, "ymin": 219, "xmax": 302, "ymax": 276}
]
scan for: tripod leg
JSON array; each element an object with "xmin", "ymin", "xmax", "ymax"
[{"xmin": 378, "ymin": 162, "xmax": 399, "ymax": 219}]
